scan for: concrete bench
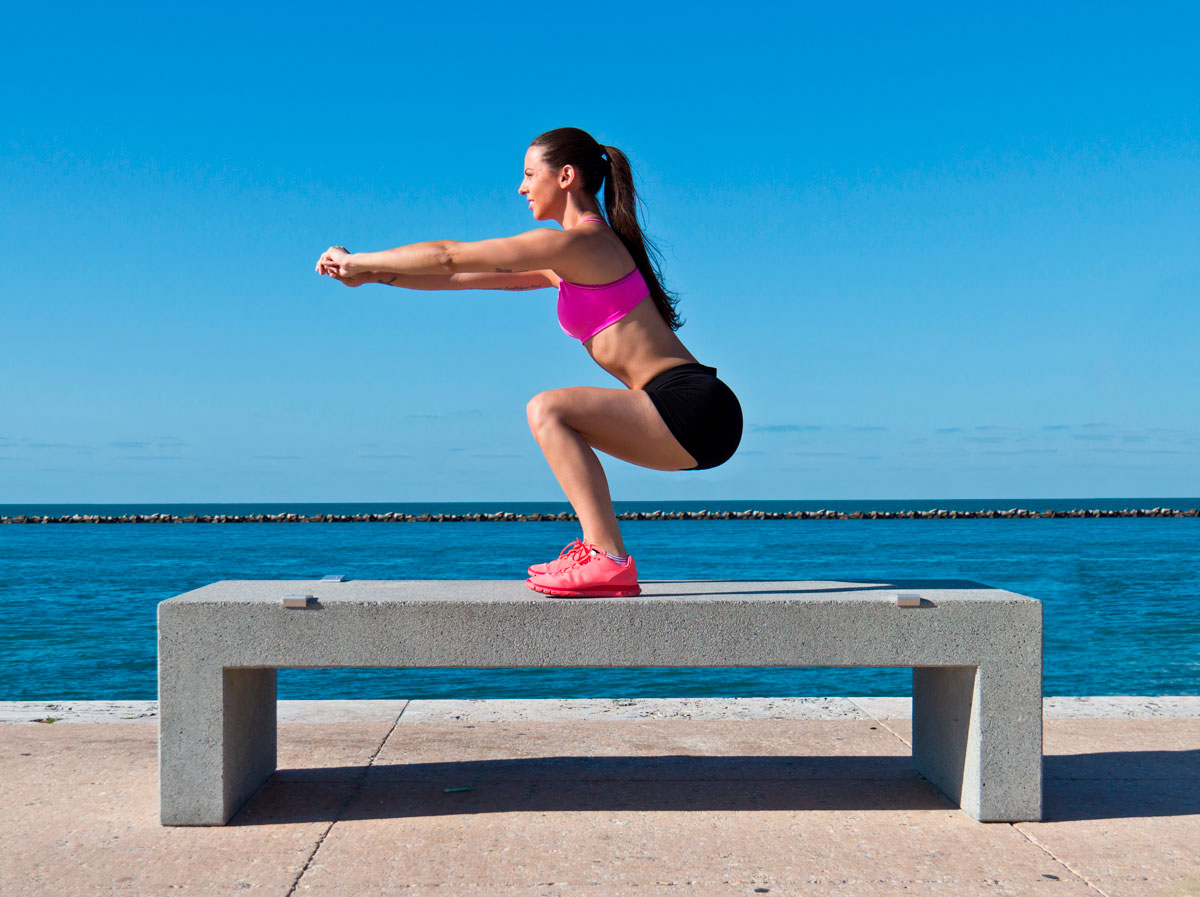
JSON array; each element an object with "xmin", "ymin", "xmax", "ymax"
[{"xmin": 158, "ymin": 579, "xmax": 1042, "ymax": 825}]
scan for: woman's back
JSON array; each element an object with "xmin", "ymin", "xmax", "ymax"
[{"xmin": 551, "ymin": 221, "xmax": 697, "ymax": 388}]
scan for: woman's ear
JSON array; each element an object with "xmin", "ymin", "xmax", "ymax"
[{"xmin": 558, "ymin": 164, "xmax": 576, "ymax": 188}]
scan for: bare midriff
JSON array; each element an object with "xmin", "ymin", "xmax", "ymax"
[{"xmin": 583, "ymin": 298, "xmax": 699, "ymax": 390}]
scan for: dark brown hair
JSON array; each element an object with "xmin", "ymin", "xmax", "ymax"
[{"xmin": 530, "ymin": 127, "xmax": 683, "ymax": 330}]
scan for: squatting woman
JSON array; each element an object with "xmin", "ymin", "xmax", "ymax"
[{"xmin": 316, "ymin": 127, "xmax": 742, "ymax": 597}]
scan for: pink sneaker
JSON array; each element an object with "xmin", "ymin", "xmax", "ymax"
[
  {"xmin": 528, "ymin": 538, "xmax": 585, "ymax": 577},
  {"xmin": 526, "ymin": 542, "xmax": 641, "ymax": 598}
]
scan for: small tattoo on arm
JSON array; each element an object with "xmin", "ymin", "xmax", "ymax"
[
  {"xmin": 494, "ymin": 267, "xmax": 513, "ymax": 273},
  {"xmin": 501, "ymin": 285, "xmax": 538, "ymax": 291},
  {"xmin": 381, "ymin": 275, "xmax": 398, "ymax": 285}
]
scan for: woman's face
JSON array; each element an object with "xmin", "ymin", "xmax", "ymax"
[{"xmin": 519, "ymin": 146, "xmax": 562, "ymax": 221}]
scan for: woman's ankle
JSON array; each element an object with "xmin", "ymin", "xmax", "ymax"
[{"xmin": 582, "ymin": 536, "xmax": 626, "ymax": 558}]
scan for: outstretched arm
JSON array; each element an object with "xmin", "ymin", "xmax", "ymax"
[
  {"xmin": 415, "ymin": 271, "xmax": 557, "ymax": 290},
  {"xmin": 324, "ymin": 269, "xmax": 557, "ymax": 291},
  {"xmin": 318, "ymin": 227, "xmax": 580, "ymax": 279}
]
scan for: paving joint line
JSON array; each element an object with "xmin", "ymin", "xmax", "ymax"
[
  {"xmin": 874, "ymin": 717, "xmax": 911, "ymax": 746},
  {"xmin": 850, "ymin": 700, "xmax": 1111, "ymax": 897},
  {"xmin": 848, "ymin": 699, "xmax": 912, "ymax": 748},
  {"xmin": 850, "ymin": 698, "xmax": 1107, "ymax": 896},
  {"xmin": 282, "ymin": 701, "xmax": 408, "ymax": 897},
  {"xmin": 1013, "ymin": 824, "xmax": 1113, "ymax": 897},
  {"xmin": 849, "ymin": 700, "xmax": 1108, "ymax": 897}
]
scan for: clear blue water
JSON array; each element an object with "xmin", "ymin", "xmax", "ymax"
[{"xmin": 2, "ymin": 500, "xmax": 1197, "ymax": 700}]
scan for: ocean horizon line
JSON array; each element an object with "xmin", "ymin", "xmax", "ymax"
[{"xmin": 3, "ymin": 497, "xmax": 1198, "ymax": 524}]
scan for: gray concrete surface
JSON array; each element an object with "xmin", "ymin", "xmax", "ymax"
[
  {"xmin": 158, "ymin": 579, "xmax": 1042, "ymax": 824},
  {"xmin": 2, "ymin": 708, "xmax": 1196, "ymax": 896}
]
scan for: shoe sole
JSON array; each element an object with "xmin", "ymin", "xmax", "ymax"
[{"xmin": 526, "ymin": 579, "xmax": 641, "ymax": 599}]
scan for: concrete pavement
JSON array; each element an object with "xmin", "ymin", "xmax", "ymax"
[{"xmin": 2, "ymin": 697, "xmax": 1197, "ymax": 896}]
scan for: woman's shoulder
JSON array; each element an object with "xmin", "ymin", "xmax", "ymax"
[{"xmin": 556, "ymin": 233, "xmax": 639, "ymax": 286}]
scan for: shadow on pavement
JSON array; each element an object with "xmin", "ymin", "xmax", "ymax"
[
  {"xmin": 234, "ymin": 754, "xmax": 949, "ymax": 824},
  {"xmin": 231, "ymin": 748, "xmax": 1200, "ymax": 825},
  {"xmin": 1041, "ymin": 748, "xmax": 1200, "ymax": 822}
]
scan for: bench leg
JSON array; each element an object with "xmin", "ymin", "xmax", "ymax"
[
  {"xmin": 912, "ymin": 664, "xmax": 1042, "ymax": 822},
  {"xmin": 159, "ymin": 666, "xmax": 277, "ymax": 825}
]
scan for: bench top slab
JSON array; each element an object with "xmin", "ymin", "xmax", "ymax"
[
  {"xmin": 158, "ymin": 579, "xmax": 1041, "ymax": 672},
  {"xmin": 164, "ymin": 579, "xmax": 1038, "ymax": 606}
]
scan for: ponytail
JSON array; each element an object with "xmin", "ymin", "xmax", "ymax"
[
  {"xmin": 600, "ymin": 144, "xmax": 683, "ymax": 330},
  {"xmin": 530, "ymin": 128, "xmax": 683, "ymax": 330}
]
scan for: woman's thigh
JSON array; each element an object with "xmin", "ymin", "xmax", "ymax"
[{"xmin": 528, "ymin": 386, "xmax": 698, "ymax": 471}]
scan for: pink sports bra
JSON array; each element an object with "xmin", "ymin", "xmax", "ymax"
[{"xmin": 557, "ymin": 217, "xmax": 651, "ymax": 343}]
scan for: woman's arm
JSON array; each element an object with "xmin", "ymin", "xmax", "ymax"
[
  {"xmin": 320, "ymin": 228, "xmax": 579, "ymax": 278},
  {"xmin": 400, "ymin": 269, "xmax": 554, "ymax": 291},
  {"xmin": 327, "ymin": 270, "xmax": 557, "ymax": 291}
]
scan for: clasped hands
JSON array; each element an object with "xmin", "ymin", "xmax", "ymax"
[{"xmin": 315, "ymin": 246, "xmax": 377, "ymax": 287}]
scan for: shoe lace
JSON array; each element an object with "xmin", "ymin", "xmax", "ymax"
[
  {"xmin": 556, "ymin": 538, "xmax": 584, "ymax": 560},
  {"xmin": 561, "ymin": 540, "xmax": 595, "ymax": 569}
]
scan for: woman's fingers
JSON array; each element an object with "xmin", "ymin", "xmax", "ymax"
[{"xmin": 317, "ymin": 246, "xmax": 351, "ymax": 277}]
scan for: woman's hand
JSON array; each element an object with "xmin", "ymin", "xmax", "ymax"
[
  {"xmin": 328, "ymin": 270, "xmax": 381, "ymax": 288},
  {"xmin": 315, "ymin": 245, "xmax": 360, "ymax": 278}
]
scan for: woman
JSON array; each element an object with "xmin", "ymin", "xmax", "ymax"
[{"xmin": 316, "ymin": 127, "xmax": 742, "ymax": 598}]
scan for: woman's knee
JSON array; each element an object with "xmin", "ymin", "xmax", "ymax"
[{"xmin": 526, "ymin": 390, "xmax": 570, "ymax": 437}]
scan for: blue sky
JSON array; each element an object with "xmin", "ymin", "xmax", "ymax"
[{"xmin": 2, "ymin": 1, "xmax": 1197, "ymax": 502}]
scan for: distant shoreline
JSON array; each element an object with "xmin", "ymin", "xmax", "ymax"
[{"xmin": 3, "ymin": 506, "xmax": 1197, "ymax": 523}]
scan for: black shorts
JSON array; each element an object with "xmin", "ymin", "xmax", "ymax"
[{"xmin": 643, "ymin": 363, "xmax": 743, "ymax": 470}]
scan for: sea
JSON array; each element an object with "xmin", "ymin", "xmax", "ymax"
[{"xmin": 2, "ymin": 499, "xmax": 1197, "ymax": 701}]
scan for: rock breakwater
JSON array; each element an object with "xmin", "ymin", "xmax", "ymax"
[{"xmin": 1, "ymin": 507, "xmax": 1196, "ymax": 524}]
